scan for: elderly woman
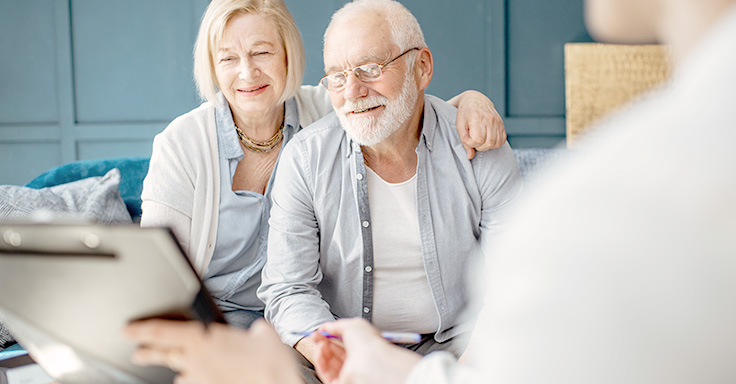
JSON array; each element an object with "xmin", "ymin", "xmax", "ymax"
[{"xmin": 140, "ymin": 0, "xmax": 506, "ymax": 329}]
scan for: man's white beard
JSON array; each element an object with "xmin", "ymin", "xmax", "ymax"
[{"xmin": 337, "ymin": 75, "xmax": 418, "ymax": 146}]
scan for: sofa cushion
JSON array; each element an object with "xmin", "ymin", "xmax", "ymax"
[
  {"xmin": 25, "ymin": 157, "xmax": 150, "ymax": 221},
  {"xmin": 0, "ymin": 168, "xmax": 132, "ymax": 224},
  {"xmin": 0, "ymin": 321, "xmax": 13, "ymax": 351},
  {"xmin": 0, "ymin": 168, "xmax": 132, "ymax": 350}
]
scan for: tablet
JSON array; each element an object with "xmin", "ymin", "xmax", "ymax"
[{"xmin": 0, "ymin": 223, "xmax": 226, "ymax": 383}]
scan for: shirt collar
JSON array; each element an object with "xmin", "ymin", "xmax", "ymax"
[
  {"xmin": 283, "ymin": 97, "xmax": 299, "ymax": 139},
  {"xmin": 215, "ymin": 92, "xmax": 299, "ymax": 161},
  {"xmin": 215, "ymin": 93, "xmax": 242, "ymax": 161},
  {"xmin": 419, "ymin": 96, "xmax": 438, "ymax": 151}
]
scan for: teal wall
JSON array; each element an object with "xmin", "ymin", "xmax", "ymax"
[{"xmin": 0, "ymin": 0, "xmax": 592, "ymax": 185}]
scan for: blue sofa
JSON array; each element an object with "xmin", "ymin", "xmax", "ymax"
[
  {"xmin": 0, "ymin": 147, "xmax": 565, "ymax": 359},
  {"xmin": 14, "ymin": 148, "xmax": 559, "ymax": 221}
]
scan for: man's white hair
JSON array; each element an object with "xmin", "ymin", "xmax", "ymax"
[{"xmin": 324, "ymin": 0, "xmax": 427, "ymax": 52}]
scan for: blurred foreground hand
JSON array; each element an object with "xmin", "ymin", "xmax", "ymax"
[
  {"xmin": 124, "ymin": 319, "xmax": 301, "ymax": 384},
  {"xmin": 313, "ymin": 318, "xmax": 422, "ymax": 384}
]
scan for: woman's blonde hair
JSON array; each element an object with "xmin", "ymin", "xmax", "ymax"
[{"xmin": 193, "ymin": 0, "xmax": 305, "ymax": 106}]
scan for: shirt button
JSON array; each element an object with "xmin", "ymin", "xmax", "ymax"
[
  {"xmin": 363, "ymin": 307, "xmax": 371, "ymax": 314},
  {"xmin": 356, "ymin": 173, "xmax": 364, "ymax": 180},
  {"xmin": 362, "ymin": 221, "xmax": 370, "ymax": 228},
  {"xmin": 365, "ymin": 266, "xmax": 372, "ymax": 272}
]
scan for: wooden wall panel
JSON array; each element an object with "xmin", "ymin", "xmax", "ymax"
[
  {"xmin": 284, "ymin": 0, "xmax": 340, "ymax": 85},
  {"xmin": 507, "ymin": 0, "xmax": 591, "ymax": 117},
  {"xmin": 1, "ymin": 0, "xmax": 592, "ymax": 184},
  {"xmin": 0, "ymin": 1, "xmax": 59, "ymax": 124},
  {"xmin": 0, "ymin": 0, "xmax": 207, "ymax": 185},
  {"xmin": 77, "ymin": 140, "xmax": 153, "ymax": 159},
  {"xmin": 71, "ymin": 0, "xmax": 203, "ymax": 123},
  {"xmin": 0, "ymin": 143, "xmax": 61, "ymax": 185}
]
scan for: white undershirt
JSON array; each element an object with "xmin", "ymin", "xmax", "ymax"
[{"xmin": 366, "ymin": 166, "xmax": 439, "ymax": 334}]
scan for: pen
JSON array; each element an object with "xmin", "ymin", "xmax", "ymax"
[{"xmin": 292, "ymin": 330, "xmax": 422, "ymax": 344}]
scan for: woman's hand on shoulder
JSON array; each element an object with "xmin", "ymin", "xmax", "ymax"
[{"xmin": 449, "ymin": 90, "xmax": 507, "ymax": 159}]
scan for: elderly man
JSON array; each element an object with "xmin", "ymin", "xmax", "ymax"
[{"xmin": 256, "ymin": 0, "xmax": 522, "ymax": 378}]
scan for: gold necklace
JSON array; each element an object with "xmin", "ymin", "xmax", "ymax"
[{"xmin": 234, "ymin": 120, "xmax": 284, "ymax": 153}]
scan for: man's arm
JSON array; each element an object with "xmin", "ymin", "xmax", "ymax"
[
  {"xmin": 257, "ymin": 138, "xmax": 336, "ymax": 350},
  {"xmin": 472, "ymin": 142, "xmax": 524, "ymax": 259},
  {"xmin": 294, "ymin": 335, "xmax": 324, "ymax": 366}
]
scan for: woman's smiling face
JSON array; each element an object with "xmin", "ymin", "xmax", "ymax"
[{"xmin": 214, "ymin": 12, "xmax": 287, "ymax": 121}]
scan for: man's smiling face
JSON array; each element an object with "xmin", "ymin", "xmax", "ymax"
[{"xmin": 323, "ymin": 13, "xmax": 420, "ymax": 146}]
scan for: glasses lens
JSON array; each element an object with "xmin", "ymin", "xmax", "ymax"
[
  {"xmin": 319, "ymin": 77, "xmax": 330, "ymax": 89},
  {"xmin": 327, "ymin": 73, "xmax": 347, "ymax": 90},
  {"xmin": 355, "ymin": 64, "xmax": 381, "ymax": 81}
]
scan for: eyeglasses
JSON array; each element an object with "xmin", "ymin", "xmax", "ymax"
[{"xmin": 319, "ymin": 47, "xmax": 420, "ymax": 91}]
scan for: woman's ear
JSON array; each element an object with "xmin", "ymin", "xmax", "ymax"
[{"xmin": 415, "ymin": 48, "xmax": 433, "ymax": 90}]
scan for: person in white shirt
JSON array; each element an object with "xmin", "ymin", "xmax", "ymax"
[
  {"xmin": 126, "ymin": 0, "xmax": 736, "ymax": 382},
  {"xmin": 311, "ymin": 0, "xmax": 736, "ymax": 382}
]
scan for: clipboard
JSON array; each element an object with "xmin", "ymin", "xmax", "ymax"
[{"xmin": 0, "ymin": 223, "xmax": 225, "ymax": 383}]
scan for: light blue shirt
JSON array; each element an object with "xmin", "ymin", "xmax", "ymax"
[
  {"xmin": 259, "ymin": 95, "xmax": 524, "ymax": 346},
  {"xmin": 203, "ymin": 95, "xmax": 300, "ymax": 311}
]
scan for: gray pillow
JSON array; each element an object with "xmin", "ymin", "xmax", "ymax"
[
  {"xmin": 0, "ymin": 169, "xmax": 132, "ymax": 349},
  {"xmin": 0, "ymin": 168, "xmax": 132, "ymax": 224},
  {"xmin": 0, "ymin": 320, "xmax": 12, "ymax": 350}
]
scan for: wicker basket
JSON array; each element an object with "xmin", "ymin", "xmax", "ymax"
[{"xmin": 564, "ymin": 43, "xmax": 671, "ymax": 147}]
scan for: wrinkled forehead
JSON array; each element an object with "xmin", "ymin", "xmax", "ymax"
[{"xmin": 323, "ymin": 14, "xmax": 396, "ymax": 72}]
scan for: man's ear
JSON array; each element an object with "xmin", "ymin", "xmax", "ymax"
[{"xmin": 415, "ymin": 48, "xmax": 433, "ymax": 90}]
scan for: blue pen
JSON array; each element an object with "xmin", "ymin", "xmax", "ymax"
[{"xmin": 293, "ymin": 330, "xmax": 422, "ymax": 344}]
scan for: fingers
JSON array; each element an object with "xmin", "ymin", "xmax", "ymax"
[
  {"xmin": 457, "ymin": 114, "xmax": 476, "ymax": 160},
  {"xmin": 464, "ymin": 144, "xmax": 476, "ymax": 160},
  {"xmin": 167, "ymin": 348, "xmax": 186, "ymax": 372},
  {"xmin": 466, "ymin": 122, "xmax": 507, "ymax": 152},
  {"xmin": 319, "ymin": 319, "xmax": 421, "ymax": 384},
  {"xmin": 452, "ymin": 89, "xmax": 507, "ymax": 153},
  {"xmin": 460, "ymin": 106, "xmax": 507, "ymax": 154},
  {"xmin": 130, "ymin": 346, "xmax": 169, "ymax": 367},
  {"xmin": 125, "ymin": 320, "xmax": 206, "ymax": 374},
  {"xmin": 318, "ymin": 319, "xmax": 351, "ymax": 340},
  {"xmin": 320, "ymin": 318, "xmax": 383, "ymax": 348},
  {"xmin": 314, "ymin": 338, "xmax": 346, "ymax": 384},
  {"xmin": 248, "ymin": 318, "xmax": 270, "ymax": 332},
  {"xmin": 248, "ymin": 319, "xmax": 278, "ymax": 342},
  {"xmin": 485, "ymin": 119, "xmax": 507, "ymax": 150},
  {"xmin": 131, "ymin": 345, "xmax": 185, "ymax": 372},
  {"xmin": 124, "ymin": 319, "xmax": 204, "ymax": 350},
  {"xmin": 462, "ymin": 114, "xmax": 487, "ymax": 148}
]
